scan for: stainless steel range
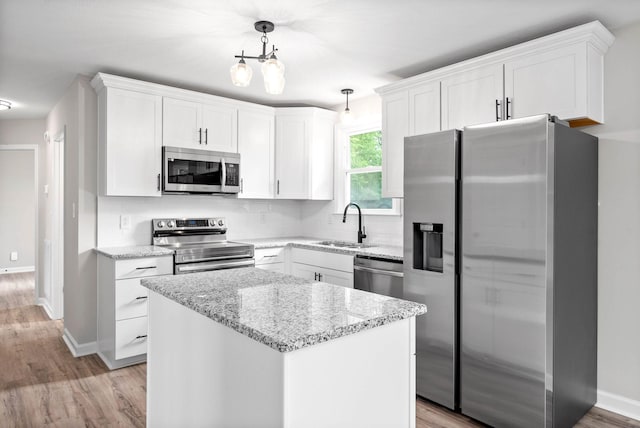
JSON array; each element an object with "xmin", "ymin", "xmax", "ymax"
[{"xmin": 152, "ymin": 217, "xmax": 254, "ymax": 274}]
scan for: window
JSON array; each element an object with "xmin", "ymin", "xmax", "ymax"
[{"xmin": 340, "ymin": 126, "xmax": 399, "ymax": 215}]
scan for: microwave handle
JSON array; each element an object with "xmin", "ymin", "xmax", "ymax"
[{"xmin": 221, "ymin": 158, "xmax": 227, "ymax": 186}]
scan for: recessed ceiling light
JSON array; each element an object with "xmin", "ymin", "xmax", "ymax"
[{"xmin": 0, "ymin": 100, "xmax": 11, "ymax": 111}]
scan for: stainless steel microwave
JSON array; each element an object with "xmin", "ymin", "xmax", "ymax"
[{"xmin": 162, "ymin": 146, "xmax": 240, "ymax": 194}]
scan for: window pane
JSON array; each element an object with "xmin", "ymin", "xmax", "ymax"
[
  {"xmin": 349, "ymin": 172, "xmax": 393, "ymax": 209},
  {"xmin": 350, "ymin": 130, "xmax": 382, "ymax": 169}
]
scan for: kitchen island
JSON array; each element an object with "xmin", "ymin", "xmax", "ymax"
[{"xmin": 141, "ymin": 268, "xmax": 426, "ymax": 428}]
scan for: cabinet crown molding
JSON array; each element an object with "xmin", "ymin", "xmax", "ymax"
[{"xmin": 375, "ymin": 20, "xmax": 615, "ymax": 95}]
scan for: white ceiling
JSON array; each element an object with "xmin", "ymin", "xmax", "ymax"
[{"xmin": 2, "ymin": 0, "xmax": 640, "ymax": 119}]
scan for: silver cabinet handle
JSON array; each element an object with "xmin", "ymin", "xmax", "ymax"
[
  {"xmin": 240, "ymin": 178, "xmax": 243, "ymax": 193},
  {"xmin": 135, "ymin": 266, "xmax": 157, "ymax": 270},
  {"xmin": 277, "ymin": 179, "xmax": 280, "ymax": 195},
  {"xmin": 353, "ymin": 265, "xmax": 404, "ymax": 278},
  {"xmin": 506, "ymin": 97, "xmax": 512, "ymax": 119},
  {"xmin": 495, "ymin": 99, "xmax": 502, "ymax": 121},
  {"xmin": 135, "ymin": 335, "xmax": 147, "ymax": 340},
  {"xmin": 198, "ymin": 128, "xmax": 202, "ymax": 144},
  {"xmin": 205, "ymin": 128, "xmax": 208, "ymax": 145},
  {"xmin": 263, "ymin": 254, "xmax": 278, "ymax": 258},
  {"xmin": 135, "ymin": 296, "xmax": 148, "ymax": 300},
  {"xmin": 157, "ymin": 173, "xmax": 161, "ymax": 191}
]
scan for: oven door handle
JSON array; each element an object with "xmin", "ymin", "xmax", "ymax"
[
  {"xmin": 221, "ymin": 158, "xmax": 227, "ymax": 190},
  {"xmin": 175, "ymin": 259, "xmax": 255, "ymax": 274}
]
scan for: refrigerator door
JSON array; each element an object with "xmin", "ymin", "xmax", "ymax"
[
  {"xmin": 403, "ymin": 130, "xmax": 459, "ymax": 410},
  {"xmin": 461, "ymin": 114, "xmax": 549, "ymax": 427}
]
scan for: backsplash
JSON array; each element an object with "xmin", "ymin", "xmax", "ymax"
[{"xmin": 96, "ymin": 195, "xmax": 304, "ymax": 247}]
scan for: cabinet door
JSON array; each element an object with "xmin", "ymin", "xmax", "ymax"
[
  {"xmin": 291, "ymin": 263, "xmax": 317, "ymax": 281},
  {"xmin": 409, "ymin": 82, "xmax": 441, "ymax": 136},
  {"xmin": 104, "ymin": 87, "xmax": 162, "ymax": 197},
  {"xmin": 381, "ymin": 91, "xmax": 409, "ymax": 198},
  {"xmin": 275, "ymin": 115, "xmax": 309, "ymax": 199},
  {"xmin": 504, "ymin": 44, "xmax": 587, "ymax": 121},
  {"xmin": 316, "ymin": 266, "xmax": 353, "ymax": 288},
  {"xmin": 441, "ymin": 63, "xmax": 504, "ymax": 130},
  {"xmin": 309, "ymin": 115, "xmax": 334, "ymax": 200},
  {"xmin": 201, "ymin": 102, "xmax": 238, "ymax": 152},
  {"xmin": 162, "ymin": 97, "xmax": 201, "ymax": 149},
  {"xmin": 238, "ymin": 109, "xmax": 275, "ymax": 199}
]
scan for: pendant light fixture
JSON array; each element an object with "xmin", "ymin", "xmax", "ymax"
[
  {"xmin": 230, "ymin": 21, "xmax": 285, "ymax": 95},
  {"xmin": 0, "ymin": 100, "xmax": 12, "ymax": 111},
  {"xmin": 341, "ymin": 89, "xmax": 354, "ymax": 123}
]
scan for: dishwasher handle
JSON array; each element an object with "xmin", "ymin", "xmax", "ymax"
[{"xmin": 354, "ymin": 265, "xmax": 404, "ymax": 278}]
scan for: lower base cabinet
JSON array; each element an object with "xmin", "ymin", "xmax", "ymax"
[
  {"xmin": 254, "ymin": 247, "xmax": 286, "ymax": 274},
  {"xmin": 290, "ymin": 248, "xmax": 354, "ymax": 288},
  {"xmin": 97, "ymin": 254, "xmax": 173, "ymax": 369}
]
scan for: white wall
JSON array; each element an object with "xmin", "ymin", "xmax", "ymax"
[
  {"xmin": 0, "ymin": 150, "xmax": 35, "ymax": 270},
  {"xmin": 97, "ymin": 196, "xmax": 303, "ymax": 246},
  {"xmin": 585, "ymin": 21, "xmax": 640, "ymax": 410},
  {"xmin": 301, "ymin": 94, "xmax": 403, "ymax": 247},
  {"xmin": 46, "ymin": 75, "xmax": 98, "ymax": 344},
  {"xmin": 0, "ymin": 119, "xmax": 45, "ymax": 279}
]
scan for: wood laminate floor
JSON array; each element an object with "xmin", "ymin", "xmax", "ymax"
[{"xmin": 1, "ymin": 272, "xmax": 639, "ymax": 427}]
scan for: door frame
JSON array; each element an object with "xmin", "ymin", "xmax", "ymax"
[
  {"xmin": 49, "ymin": 129, "xmax": 65, "ymax": 319},
  {"xmin": 0, "ymin": 144, "xmax": 39, "ymax": 302}
]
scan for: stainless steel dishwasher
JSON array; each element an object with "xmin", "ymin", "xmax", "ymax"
[{"xmin": 353, "ymin": 255, "xmax": 403, "ymax": 298}]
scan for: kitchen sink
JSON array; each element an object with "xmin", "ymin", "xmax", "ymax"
[{"xmin": 315, "ymin": 240, "xmax": 374, "ymax": 249}]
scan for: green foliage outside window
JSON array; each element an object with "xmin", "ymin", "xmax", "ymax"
[{"xmin": 349, "ymin": 130, "xmax": 392, "ymax": 209}]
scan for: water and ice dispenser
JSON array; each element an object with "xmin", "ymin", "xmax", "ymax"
[{"xmin": 413, "ymin": 223, "xmax": 443, "ymax": 273}]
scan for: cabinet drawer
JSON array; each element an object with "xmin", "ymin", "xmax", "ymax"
[
  {"xmin": 255, "ymin": 247, "xmax": 285, "ymax": 265},
  {"xmin": 291, "ymin": 248, "xmax": 353, "ymax": 272},
  {"xmin": 115, "ymin": 256, "xmax": 173, "ymax": 279},
  {"xmin": 115, "ymin": 278, "xmax": 149, "ymax": 320},
  {"xmin": 115, "ymin": 316, "xmax": 148, "ymax": 360}
]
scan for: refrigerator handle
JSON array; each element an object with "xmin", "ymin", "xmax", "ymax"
[{"xmin": 495, "ymin": 99, "xmax": 502, "ymax": 121}]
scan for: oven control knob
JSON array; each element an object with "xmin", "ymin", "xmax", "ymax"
[
  {"xmin": 208, "ymin": 219, "xmax": 216, "ymax": 227},
  {"xmin": 167, "ymin": 221, "xmax": 174, "ymax": 228},
  {"xmin": 156, "ymin": 221, "xmax": 165, "ymax": 228},
  {"xmin": 218, "ymin": 219, "xmax": 224, "ymax": 227}
]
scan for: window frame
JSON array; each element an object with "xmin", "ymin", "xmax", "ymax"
[{"xmin": 335, "ymin": 120, "xmax": 401, "ymax": 216}]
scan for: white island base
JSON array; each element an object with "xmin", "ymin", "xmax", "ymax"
[{"xmin": 147, "ymin": 291, "xmax": 417, "ymax": 428}]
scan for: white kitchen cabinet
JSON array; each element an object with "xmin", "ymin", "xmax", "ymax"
[
  {"xmin": 97, "ymin": 254, "xmax": 173, "ymax": 369},
  {"xmin": 290, "ymin": 248, "xmax": 354, "ymax": 288},
  {"xmin": 254, "ymin": 247, "xmax": 286, "ymax": 274},
  {"xmin": 94, "ymin": 85, "xmax": 162, "ymax": 197},
  {"xmin": 441, "ymin": 63, "xmax": 504, "ymax": 130},
  {"xmin": 163, "ymin": 97, "xmax": 238, "ymax": 152},
  {"xmin": 237, "ymin": 107, "xmax": 275, "ymax": 199},
  {"xmin": 381, "ymin": 81, "xmax": 441, "ymax": 198},
  {"xmin": 275, "ymin": 108, "xmax": 336, "ymax": 200}
]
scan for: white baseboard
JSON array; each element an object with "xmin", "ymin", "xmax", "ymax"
[
  {"xmin": 63, "ymin": 328, "xmax": 97, "ymax": 358},
  {"xmin": 37, "ymin": 298, "xmax": 55, "ymax": 319},
  {"xmin": 597, "ymin": 389, "xmax": 640, "ymax": 421},
  {"xmin": 0, "ymin": 266, "xmax": 35, "ymax": 274}
]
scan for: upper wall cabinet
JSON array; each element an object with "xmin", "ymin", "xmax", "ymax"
[
  {"xmin": 237, "ymin": 106, "xmax": 275, "ymax": 199},
  {"xmin": 275, "ymin": 108, "xmax": 336, "ymax": 200},
  {"xmin": 92, "ymin": 78, "xmax": 163, "ymax": 197},
  {"xmin": 376, "ymin": 21, "xmax": 615, "ymax": 198},
  {"xmin": 163, "ymin": 97, "xmax": 238, "ymax": 152}
]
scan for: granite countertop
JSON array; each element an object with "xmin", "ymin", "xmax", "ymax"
[
  {"xmin": 141, "ymin": 268, "xmax": 426, "ymax": 353},
  {"xmin": 241, "ymin": 237, "xmax": 404, "ymax": 261},
  {"xmin": 94, "ymin": 245, "xmax": 174, "ymax": 260}
]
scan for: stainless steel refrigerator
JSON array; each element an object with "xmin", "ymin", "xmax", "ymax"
[{"xmin": 403, "ymin": 114, "xmax": 597, "ymax": 427}]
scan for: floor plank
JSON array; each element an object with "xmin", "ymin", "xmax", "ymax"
[{"xmin": 1, "ymin": 272, "xmax": 639, "ymax": 427}]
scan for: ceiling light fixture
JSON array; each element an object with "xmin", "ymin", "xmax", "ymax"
[
  {"xmin": 230, "ymin": 21, "xmax": 285, "ymax": 95},
  {"xmin": 0, "ymin": 100, "xmax": 12, "ymax": 111},
  {"xmin": 341, "ymin": 89, "xmax": 354, "ymax": 123}
]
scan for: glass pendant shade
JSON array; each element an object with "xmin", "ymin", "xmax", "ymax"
[
  {"xmin": 230, "ymin": 60, "xmax": 253, "ymax": 87},
  {"xmin": 264, "ymin": 74, "xmax": 285, "ymax": 95},
  {"xmin": 262, "ymin": 57, "xmax": 285, "ymax": 81},
  {"xmin": 341, "ymin": 107, "xmax": 353, "ymax": 124}
]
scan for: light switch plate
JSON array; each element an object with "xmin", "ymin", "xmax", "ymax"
[
  {"xmin": 10, "ymin": 251, "xmax": 18, "ymax": 261},
  {"xmin": 120, "ymin": 215, "xmax": 131, "ymax": 230}
]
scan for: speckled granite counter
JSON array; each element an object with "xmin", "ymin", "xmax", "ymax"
[
  {"xmin": 94, "ymin": 245, "xmax": 174, "ymax": 259},
  {"xmin": 141, "ymin": 268, "xmax": 425, "ymax": 352},
  {"xmin": 241, "ymin": 237, "xmax": 404, "ymax": 261}
]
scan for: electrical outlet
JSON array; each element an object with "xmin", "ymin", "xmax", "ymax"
[
  {"xmin": 120, "ymin": 215, "xmax": 131, "ymax": 230},
  {"xmin": 10, "ymin": 251, "xmax": 18, "ymax": 261}
]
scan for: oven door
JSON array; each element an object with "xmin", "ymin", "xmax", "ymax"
[
  {"xmin": 163, "ymin": 146, "xmax": 223, "ymax": 193},
  {"xmin": 174, "ymin": 258, "xmax": 255, "ymax": 274}
]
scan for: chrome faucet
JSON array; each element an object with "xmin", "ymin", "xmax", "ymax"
[{"xmin": 342, "ymin": 202, "xmax": 367, "ymax": 243}]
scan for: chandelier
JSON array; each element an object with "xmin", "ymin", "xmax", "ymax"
[{"xmin": 230, "ymin": 21, "xmax": 285, "ymax": 95}]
